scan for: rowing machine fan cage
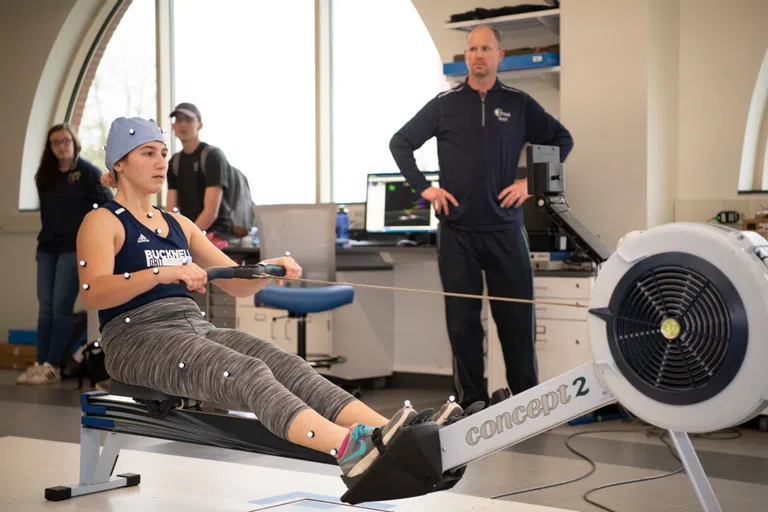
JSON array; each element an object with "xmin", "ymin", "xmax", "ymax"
[{"xmin": 588, "ymin": 222, "xmax": 768, "ymax": 433}]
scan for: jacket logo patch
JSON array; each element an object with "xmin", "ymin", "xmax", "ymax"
[{"xmin": 494, "ymin": 108, "xmax": 511, "ymax": 122}]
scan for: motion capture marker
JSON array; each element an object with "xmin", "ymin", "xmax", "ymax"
[
  {"xmin": 147, "ymin": 211, "xmax": 153, "ymax": 218},
  {"xmin": 448, "ymin": 395, "xmax": 455, "ymax": 403},
  {"xmin": 128, "ymin": 128, "xmax": 135, "ymax": 135},
  {"xmin": 179, "ymin": 362, "xmax": 186, "ymax": 369},
  {"xmin": 330, "ymin": 448, "xmax": 338, "ymax": 457},
  {"xmin": 160, "ymin": 128, "xmax": 167, "ymax": 133},
  {"xmin": 307, "ymin": 431, "xmax": 315, "ymax": 438},
  {"xmin": 101, "ymin": 145, "xmax": 106, "ymax": 151},
  {"xmin": 202, "ymin": 231, "xmax": 206, "ymax": 236},
  {"xmin": 82, "ymin": 284, "xmax": 90, "ymax": 290},
  {"xmin": 404, "ymin": 400, "xmax": 412, "ymax": 408},
  {"xmin": 125, "ymin": 317, "xmax": 131, "ymax": 323},
  {"xmin": 155, "ymin": 228, "xmax": 162, "ymax": 235},
  {"xmin": 201, "ymin": 311, "xmax": 206, "ymax": 318},
  {"xmin": 94, "ymin": 341, "xmax": 100, "ymax": 348},
  {"xmin": 223, "ymin": 371, "xmax": 231, "ymax": 378},
  {"xmin": 285, "ymin": 251, "xmax": 291, "ymax": 257},
  {"xmin": 173, "ymin": 207, "xmax": 179, "ymax": 213},
  {"xmin": 124, "ymin": 272, "xmax": 131, "ymax": 279},
  {"xmin": 92, "ymin": 203, "xmax": 98, "ymax": 209},
  {"xmin": 79, "ymin": 260, "xmax": 87, "ymax": 267},
  {"xmin": 181, "ymin": 257, "xmax": 188, "ymax": 265},
  {"xmin": 153, "ymin": 268, "xmax": 160, "ymax": 275}
]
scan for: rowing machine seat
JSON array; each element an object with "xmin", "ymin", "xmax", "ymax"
[{"xmin": 109, "ymin": 380, "xmax": 200, "ymax": 417}]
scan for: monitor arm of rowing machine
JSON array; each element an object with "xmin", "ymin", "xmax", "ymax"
[{"xmin": 525, "ymin": 145, "xmax": 612, "ymax": 266}]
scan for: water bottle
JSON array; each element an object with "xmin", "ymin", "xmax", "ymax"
[{"xmin": 336, "ymin": 206, "xmax": 350, "ymax": 247}]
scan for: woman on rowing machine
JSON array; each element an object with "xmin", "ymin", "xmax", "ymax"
[{"xmin": 76, "ymin": 117, "xmax": 464, "ymax": 483}]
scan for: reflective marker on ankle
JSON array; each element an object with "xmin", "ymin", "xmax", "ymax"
[
  {"xmin": 404, "ymin": 400, "xmax": 412, "ymax": 408},
  {"xmin": 307, "ymin": 431, "xmax": 315, "ymax": 438},
  {"xmin": 448, "ymin": 395, "xmax": 455, "ymax": 403}
]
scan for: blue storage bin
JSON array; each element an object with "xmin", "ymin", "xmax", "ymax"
[
  {"xmin": 443, "ymin": 52, "xmax": 560, "ymax": 76},
  {"xmin": 8, "ymin": 329, "xmax": 37, "ymax": 345}
]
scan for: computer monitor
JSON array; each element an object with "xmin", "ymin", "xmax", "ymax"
[{"xmin": 365, "ymin": 172, "xmax": 440, "ymax": 233}]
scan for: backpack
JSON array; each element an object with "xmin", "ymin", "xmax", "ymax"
[{"xmin": 170, "ymin": 144, "xmax": 255, "ymax": 237}]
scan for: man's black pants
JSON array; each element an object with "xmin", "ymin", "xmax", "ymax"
[{"xmin": 437, "ymin": 222, "xmax": 537, "ymax": 407}]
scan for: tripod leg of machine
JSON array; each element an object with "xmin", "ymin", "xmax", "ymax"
[
  {"xmin": 45, "ymin": 429, "xmax": 139, "ymax": 501},
  {"xmin": 669, "ymin": 430, "xmax": 722, "ymax": 512}
]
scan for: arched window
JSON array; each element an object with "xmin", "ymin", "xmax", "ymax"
[
  {"xmin": 330, "ymin": 0, "xmax": 449, "ymax": 203},
  {"xmin": 74, "ymin": 0, "xmax": 157, "ymax": 172}
]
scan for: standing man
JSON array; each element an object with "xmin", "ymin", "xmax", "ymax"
[
  {"xmin": 166, "ymin": 102, "xmax": 234, "ymax": 245},
  {"xmin": 389, "ymin": 25, "xmax": 574, "ymax": 408}
]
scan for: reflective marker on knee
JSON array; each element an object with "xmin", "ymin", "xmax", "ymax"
[
  {"xmin": 124, "ymin": 272, "xmax": 131, "ymax": 279},
  {"xmin": 179, "ymin": 362, "xmax": 186, "ymax": 369},
  {"xmin": 223, "ymin": 371, "xmax": 230, "ymax": 378},
  {"xmin": 153, "ymin": 268, "xmax": 160, "ymax": 275}
]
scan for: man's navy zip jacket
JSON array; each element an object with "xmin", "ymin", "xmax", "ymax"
[{"xmin": 390, "ymin": 79, "xmax": 574, "ymax": 231}]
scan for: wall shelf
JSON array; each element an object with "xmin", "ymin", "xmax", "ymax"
[
  {"xmin": 444, "ymin": 8, "xmax": 560, "ymax": 35},
  {"xmin": 446, "ymin": 66, "xmax": 560, "ymax": 90}
]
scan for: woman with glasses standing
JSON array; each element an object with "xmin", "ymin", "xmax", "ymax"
[{"xmin": 17, "ymin": 124, "xmax": 113, "ymax": 385}]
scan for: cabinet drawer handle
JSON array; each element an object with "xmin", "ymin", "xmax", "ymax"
[
  {"xmin": 575, "ymin": 339, "xmax": 581, "ymax": 345},
  {"xmin": 534, "ymin": 286, "xmax": 548, "ymax": 291},
  {"xmin": 536, "ymin": 325, "xmax": 547, "ymax": 335}
]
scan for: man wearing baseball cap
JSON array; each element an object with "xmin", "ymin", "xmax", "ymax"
[{"xmin": 166, "ymin": 102, "xmax": 235, "ymax": 247}]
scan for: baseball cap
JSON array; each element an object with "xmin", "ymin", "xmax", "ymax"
[
  {"xmin": 170, "ymin": 102, "xmax": 201, "ymax": 121},
  {"xmin": 104, "ymin": 117, "xmax": 166, "ymax": 172}
]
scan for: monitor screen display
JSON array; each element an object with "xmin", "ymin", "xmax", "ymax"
[{"xmin": 365, "ymin": 172, "xmax": 440, "ymax": 233}]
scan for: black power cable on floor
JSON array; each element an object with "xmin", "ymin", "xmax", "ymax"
[{"xmin": 490, "ymin": 421, "xmax": 741, "ymax": 511}]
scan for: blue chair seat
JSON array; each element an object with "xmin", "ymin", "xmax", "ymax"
[{"xmin": 256, "ymin": 285, "xmax": 354, "ymax": 314}]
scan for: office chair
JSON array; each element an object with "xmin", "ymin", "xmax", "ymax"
[{"xmin": 254, "ymin": 204, "xmax": 353, "ymax": 369}]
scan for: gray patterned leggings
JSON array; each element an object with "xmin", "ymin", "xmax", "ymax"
[{"xmin": 98, "ymin": 297, "xmax": 356, "ymax": 439}]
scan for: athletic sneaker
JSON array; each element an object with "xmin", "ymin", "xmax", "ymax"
[
  {"xmin": 337, "ymin": 404, "xmax": 418, "ymax": 478},
  {"xmin": 432, "ymin": 398, "xmax": 464, "ymax": 425},
  {"xmin": 27, "ymin": 362, "xmax": 61, "ymax": 385},
  {"xmin": 15, "ymin": 362, "xmax": 42, "ymax": 385}
]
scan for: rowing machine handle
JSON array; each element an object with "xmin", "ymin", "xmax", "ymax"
[{"xmin": 205, "ymin": 263, "xmax": 287, "ymax": 280}]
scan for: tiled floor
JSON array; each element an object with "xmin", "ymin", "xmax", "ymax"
[{"xmin": 2, "ymin": 369, "xmax": 767, "ymax": 511}]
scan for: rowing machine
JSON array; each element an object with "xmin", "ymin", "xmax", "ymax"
[{"xmin": 45, "ymin": 146, "xmax": 768, "ymax": 511}]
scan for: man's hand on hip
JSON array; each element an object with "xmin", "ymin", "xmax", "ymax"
[
  {"xmin": 421, "ymin": 187, "xmax": 458, "ymax": 215},
  {"xmin": 498, "ymin": 179, "xmax": 530, "ymax": 208}
]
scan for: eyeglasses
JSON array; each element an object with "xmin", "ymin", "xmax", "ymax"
[{"xmin": 51, "ymin": 138, "xmax": 73, "ymax": 146}]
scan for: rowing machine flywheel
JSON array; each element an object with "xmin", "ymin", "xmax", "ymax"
[{"xmin": 588, "ymin": 222, "xmax": 768, "ymax": 432}]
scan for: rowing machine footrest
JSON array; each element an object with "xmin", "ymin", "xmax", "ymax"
[
  {"xmin": 340, "ymin": 421, "xmax": 460, "ymax": 505},
  {"xmin": 44, "ymin": 485, "xmax": 71, "ymax": 502}
]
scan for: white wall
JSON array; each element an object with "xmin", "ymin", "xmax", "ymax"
[{"xmin": 677, "ymin": 0, "xmax": 768, "ymax": 200}]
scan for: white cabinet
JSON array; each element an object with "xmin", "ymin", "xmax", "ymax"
[
  {"xmin": 234, "ymin": 297, "xmax": 333, "ymax": 362},
  {"xmin": 487, "ymin": 274, "xmax": 594, "ymax": 395}
]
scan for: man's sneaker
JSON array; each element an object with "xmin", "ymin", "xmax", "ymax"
[
  {"xmin": 27, "ymin": 362, "xmax": 61, "ymax": 385},
  {"xmin": 432, "ymin": 397, "xmax": 464, "ymax": 426},
  {"xmin": 337, "ymin": 404, "xmax": 418, "ymax": 478},
  {"xmin": 15, "ymin": 362, "xmax": 42, "ymax": 385}
]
